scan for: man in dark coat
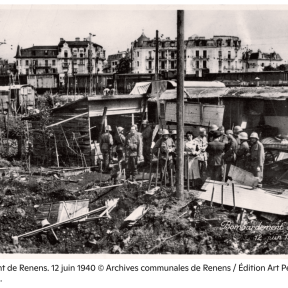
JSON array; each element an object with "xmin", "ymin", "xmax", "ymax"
[
  {"xmin": 99, "ymin": 125, "xmax": 113, "ymax": 172},
  {"xmin": 236, "ymin": 132, "xmax": 250, "ymax": 171},
  {"xmin": 114, "ymin": 126, "xmax": 126, "ymax": 163},
  {"xmin": 124, "ymin": 126, "xmax": 143, "ymax": 181},
  {"xmin": 152, "ymin": 129, "xmax": 175, "ymax": 186},
  {"xmin": 223, "ymin": 129, "xmax": 237, "ymax": 181},
  {"xmin": 206, "ymin": 131, "xmax": 225, "ymax": 181},
  {"xmin": 141, "ymin": 120, "xmax": 153, "ymax": 166}
]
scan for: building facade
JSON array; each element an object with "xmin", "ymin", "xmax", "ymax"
[
  {"xmin": 15, "ymin": 37, "xmax": 106, "ymax": 75},
  {"xmin": 105, "ymin": 49, "xmax": 130, "ymax": 73},
  {"xmin": 0, "ymin": 59, "xmax": 16, "ymax": 75},
  {"xmin": 131, "ymin": 32, "xmax": 242, "ymax": 77},
  {"xmin": 241, "ymin": 50, "xmax": 283, "ymax": 72}
]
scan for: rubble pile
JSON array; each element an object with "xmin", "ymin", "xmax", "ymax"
[{"xmin": 1, "ymin": 166, "xmax": 288, "ymax": 255}]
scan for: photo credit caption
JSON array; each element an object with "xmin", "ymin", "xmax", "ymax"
[{"xmin": 2, "ymin": 264, "xmax": 288, "ymax": 273}]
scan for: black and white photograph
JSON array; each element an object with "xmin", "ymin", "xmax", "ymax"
[{"xmin": 1, "ymin": 5, "xmax": 288, "ymax": 256}]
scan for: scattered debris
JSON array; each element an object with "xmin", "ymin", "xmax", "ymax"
[{"xmin": 124, "ymin": 205, "xmax": 150, "ymax": 227}]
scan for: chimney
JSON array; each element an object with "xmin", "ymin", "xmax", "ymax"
[
  {"xmin": 60, "ymin": 38, "xmax": 64, "ymax": 41},
  {"xmin": 75, "ymin": 37, "xmax": 80, "ymax": 41},
  {"xmin": 83, "ymin": 38, "xmax": 87, "ymax": 41}
]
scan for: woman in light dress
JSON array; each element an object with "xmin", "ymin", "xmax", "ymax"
[{"xmin": 184, "ymin": 131, "xmax": 201, "ymax": 185}]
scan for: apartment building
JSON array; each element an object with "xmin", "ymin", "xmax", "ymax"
[
  {"xmin": 131, "ymin": 32, "xmax": 242, "ymax": 77},
  {"xmin": 241, "ymin": 50, "xmax": 283, "ymax": 72},
  {"xmin": 106, "ymin": 49, "xmax": 130, "ymax": 73},
  {"xmin": 15, "ymin": 37, "xmax": 106, "ymax": 75}
]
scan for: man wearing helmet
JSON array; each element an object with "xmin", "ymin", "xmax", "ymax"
[
  {"xmin": 152, "ymin": 129, "xmax": 175, "ymax": 186},
  {"xmin": 141, "ymin": 120, "xmax": 153, "ymax": 166},
  {"xmin": 249, "ymin": 132, "xmax": 265, "ymax": 187},
  {"xmin": 236, "ymin": 132, "xmax": 250, "ymax": 171},
  {"xmin": 114, "ymin": 126, "xmax": 126, "ymax": 163},
  {"xmin": 218, "ymin": 126, "xmax": 229, "ymax": 144},
  {"xmin": 100, "ymin": 125, "xmax": 114, "ymax": 172},
  {"xmin": 125, "ymin": 126, "xmax": 143, "ymax": 181},
  {"xmin": 223, "ymin": 129, "xmax": 238, "ymax": 180},
  {"xmin": 208, "ymin": 124, "xmax": 218, "ymax": 142},
  {"xmin": 233, "ymin": 125, "xmax": 243, "ymax": 152}
]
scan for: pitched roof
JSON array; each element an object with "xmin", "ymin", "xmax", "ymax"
[
  {"xmin": 22, "ymin": 46, "xmax": 58, "ymax": 50},
  {"xmin": 58, "ymin": 40, "xmax": 102, "ymax": 49}
]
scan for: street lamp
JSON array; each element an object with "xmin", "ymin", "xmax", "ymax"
[{"xmin": 89, "ymin": 33, "xmax": 96, "ymax": 96}]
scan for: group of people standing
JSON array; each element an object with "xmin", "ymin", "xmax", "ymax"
[
  {"xmin": 99, "ymin": 120, "xmax": 152, "ymax": 181},
  {"xmin": 99, "ymin": 120, "xmax": 265, "ymax": 186}
]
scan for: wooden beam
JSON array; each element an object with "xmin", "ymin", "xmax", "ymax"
[
  {"xmin": 46, "ymin": 112, "xmax": 88, "ymax": 128},
  {"xmin": 176, "ymin": 10, "xmax": 185, "ymax": 199}
]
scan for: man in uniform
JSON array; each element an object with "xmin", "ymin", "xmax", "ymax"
[
  {"xmin": 194, "ymin": 127, "xmax": 208, "ymax": 177},
  {"xmin": 249, "ymin": 132, "xmax": 265, "ymax": 187},
  {"xmin": 114, "ymin": 126, "xmax": 126, "ymax": 163},
  {"xmin": 125, "ymin": 126, "xmax": 143, "ymax": 182},
  {"xmin": 222, "ymin": 129, "xmax": 238, "ymax": 180},
  {"xmin": 152, "ymin": 129, "xmax": 175, "ymax": 186},
  {"xmin": 99, "ymin": 125, "xmax": 113, "ymax": 172},
  {"xmin": 218, "ymin": 126, "xmax": 229, "ymax": 144},
  {"xmin": 233, "ymin": 125, "xmax": 243, "ymax": 153},
  {"xmin": 206, "ymin": 131, "xmax": 225, "ymax": 181},
  {"xmin": 236, "ymin": 132, "xmax": 250, "ymax": 171},
  {"xmin": 208, "ymin": 124, "xmax": 218, "ymax": 142},
  {"xmin": 141, "ymin": 120, "xmax": 153, "ymax": 166}
]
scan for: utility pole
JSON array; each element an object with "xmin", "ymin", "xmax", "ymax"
[
  {"xmin": 155, "ymin": 30, "xmax": 159, "ymax": 80},
  {"xmin": 89, "ymin": 33, "xmax": 95, "ymax": 96},
  {"xmin": 176, "ymin": 10, "xmax": 184, "ymax": 199}
]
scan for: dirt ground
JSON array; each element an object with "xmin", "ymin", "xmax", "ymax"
[{"xmin": 1, "ymin": 163, "xmax": 288, "ymax": 255}]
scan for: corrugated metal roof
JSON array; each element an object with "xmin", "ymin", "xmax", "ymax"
[
  {"xmin": 130, "ymin": 82, "xmax": 151, "ymax": 95},
  {"xmin": 184, "ymin": 81, "xmax": 226, "ymax": 88},
  {"xmin": 184, "ymin": 87, "xmax": 288, "ymax": 101}
]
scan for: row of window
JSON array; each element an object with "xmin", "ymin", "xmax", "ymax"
[{"xmin": 18, "ymin": 60, "xmax": 57, "ymax": 66}]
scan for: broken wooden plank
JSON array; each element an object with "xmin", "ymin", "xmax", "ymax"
[
  {"xmin": 228, "ymin": 165, "xmax": 258, "ymax": 187},
  {"xmin": 63, "ymin": 167, "xmax": 91, "ymax": 177},
  {"xmin": 46, "ymin": 112, "xmax": 88, "ymax": 128},
  {"xmin": 13, "ymin": 205, "xmax": 107, "ymax": 241},
  {"xmin": 193, "ymin": 180, "xmax": 288, "ymax": 215},
  {"xmin": 84, "ymin": 184, "xmax": 123, "ymax": 192}
]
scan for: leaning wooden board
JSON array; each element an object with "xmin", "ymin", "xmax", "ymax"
[
  {"xmin": 192, "ymin": 181, "xmax": 288, "ymax": 215},
  {"xmin": 36, "ymin": 200, "xmax": 90, "ymax": 224}
]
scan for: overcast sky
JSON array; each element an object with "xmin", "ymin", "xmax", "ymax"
[{"xmin": 1, "ymin": 6, "xmax": 288, "ymax": 63}]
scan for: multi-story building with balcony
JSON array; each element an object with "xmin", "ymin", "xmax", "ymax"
[
  {"xmin": 15, "ymin": 37, "xmax": 106, "ymax": 75},
  {"xmin": 131, "ymin": 32, "xmax": 242, "ymax": 77}
]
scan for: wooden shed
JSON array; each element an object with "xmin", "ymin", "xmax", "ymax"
[
  {"xmin": 31, "ymin": 94, "xmax": 145, "ymax": 167},
  {"xmin": 0, "ymin": 84, "xmax": 36, "ymax": 113}
]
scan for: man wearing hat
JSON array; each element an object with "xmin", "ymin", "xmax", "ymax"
[
  {"xmin": 208, "ymin": 124, "xmax": 218, "ymax": 142},
  {"xmin": 206, "ymin": 130, "xmax": 225, "ymax": 181},
  {"xmin": 194, "ymin": 127, "xmax": 208, "ymax": 177},
  {"xmin": 125, "ymin": 126, "xmax": 143, "ymax": 181},
  {"xmin": 141, "ymin": 120, "xmax": 153, "ymax": 166},
  {"xmin": 152, "ymin": 129, "xmax": 175, "ymax": 186},
  {"xmin": 236, "ymin": 132, "xmax": 250, "ymax": 171},
  {"xmin": 249, "ymin": 132, "xmax": 265, "ymax": 187},
  {"xmin": 100, "ymin": 125, "xmax": 114, "ymax": 172},
  {"xmin": 114, "ymin": 126, "xmax": 126, "ymax": 163},
  {"xmin": 222, "ymin": 129, "xmax": 238, "ymax": 180}
]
